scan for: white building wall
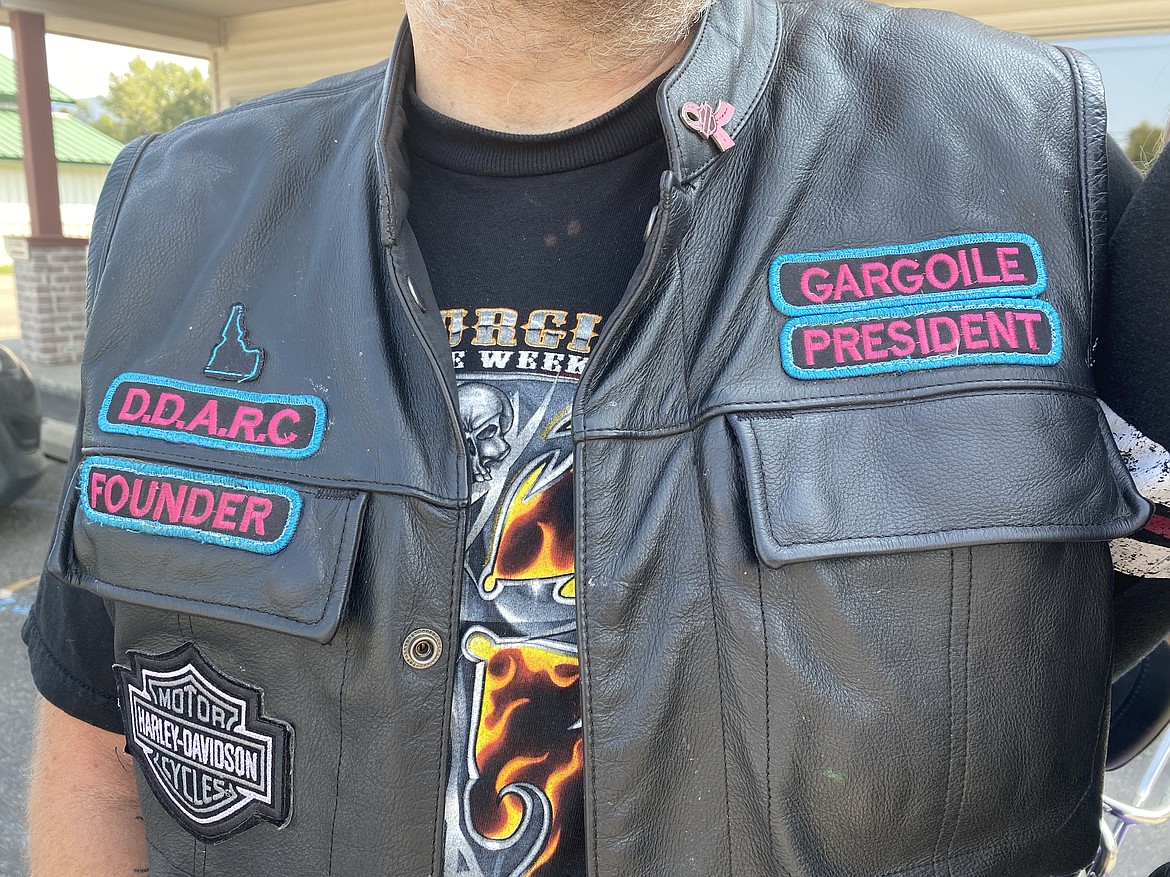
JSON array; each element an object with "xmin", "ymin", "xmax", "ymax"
[
  {"xmin": 0, "ymin": 163, "xmax": 108, "ymax": 264},
  {"xmin": 213, "ymin": 0, "xmax": 405, "ymax": 110}
]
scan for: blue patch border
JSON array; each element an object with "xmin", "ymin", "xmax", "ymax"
[
  {"xmin": 779, "ymin": 296, "xmax": 1064, "ymax": 381},
  {"xmin": 80, "ymin": 456, "xmax": 302, "ymax": 555},
  {"xmin": 768, "ymin": 233, "xmax": 1048, "ymax": 316},
  {"xmin": 98, "ymin": 373, "xmax": 326, "ymax": 460}
]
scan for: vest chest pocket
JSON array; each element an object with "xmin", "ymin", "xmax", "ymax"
[
  {"xmin": 47, "ymin": 453, "xmax": 367, "ymax": 643},
  {"xmin": 728, "ymin": 388, "xmax": 1148, "ymax": 567},
  {"xmin": 715, "ymin": 388, "xmax": 1150, "ymax": 876}
]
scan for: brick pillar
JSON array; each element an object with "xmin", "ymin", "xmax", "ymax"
[{"xmin": 4, "ymin": 236, "xmax": 89, "ymax": 364}]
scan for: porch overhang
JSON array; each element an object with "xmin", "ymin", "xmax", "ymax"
[{"xmin": 0, "ymin": 0, "xmax": 1168, "ymax": 59}]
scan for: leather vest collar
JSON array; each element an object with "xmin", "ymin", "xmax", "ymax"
[{"xmin": 375, "ymin": 0, "xmax": 784, "ymax": 244}]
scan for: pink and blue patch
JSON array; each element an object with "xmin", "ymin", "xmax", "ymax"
[{"xmin": 769, "ymin": 234, "xmax": 1061, "ymax": 379}]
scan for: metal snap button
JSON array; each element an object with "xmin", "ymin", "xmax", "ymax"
[
  {"xmin": 403, "ymin": 628, "xmax": 443, "ymax": 669},
  {"xmin": 406, "ymin": 277, "xmax": 426, "ymax": 312}
]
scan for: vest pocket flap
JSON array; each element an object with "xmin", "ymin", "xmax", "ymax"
[
  {"xmin": 728, "ymin": 391, "xmax": 1149, "ymax": 569},
  {"xmin": 53, "ymin": 455, "xmax": 366, "ymax": 642}
]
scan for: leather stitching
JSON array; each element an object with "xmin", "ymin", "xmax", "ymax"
[
  {"xmin": 85, "ymin": 494, "xmax": 356, "ymax": 626},
  {"xmin": 670, "ymin": 0, "xmax": 783, "ymax": 184},
  {"xmin": 698, "ymin": 427, "xmax": 736, "ymax": 877},
  {"xmin": 932, "ymin": 549, "xmax": 957, "ymax": 868},
  {"xmin": 80, "ymin": 442, "xmax": 466, "ymax": 507},
  {"xmin": 146, "ymin": 835, "xmax": 194, "ymax": 876},
  {"xmin": 680, "ymin": 250, "xmax": 735, "ymax": 876},
  {"xmin": 327, "ymin": 625, "xmax": 351, "ymax": 876},
  {"xmin": 431, "ymin": 513, "xmax": 463, "ymax": 877},
  {"xmin": 1060, "ymin": 48, "xmax": 1096, "ymax": 354},
  {"xmin": 753, "ymin": 523, "xmax": 776, "ymax": 872},
  {"xmin": 580, "ymin": 384, "xmax": 1103, "ymax": 440},
  {"xmin": 1112, "ymin": 661, "xmax": 1152, "ymax": 725},
  {"xmin": 738, "ymin": 398, "xmax": 1133, "ymax": 550},
  {"xmin": 91, "ymin": 134, "xmax": 154, "ymax": 309},
  {"xmin": 580, "ymin": 431, "xmax": 603, "ymax": 877},
  {"xmin": 949, "ymin": 550, "xmax": 975, "ymax": 868}
]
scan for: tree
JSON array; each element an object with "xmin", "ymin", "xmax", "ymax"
[
  {"xmin": 1126, "ymin": 121, "xmax": 1166, "ymax": 174},
  {"xmin": 90, "ymin": 57, "xmax": 211, "ymax": 143}
]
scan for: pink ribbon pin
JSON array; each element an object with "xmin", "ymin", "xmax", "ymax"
[{"xmin": 680, "ymin": 100, "xmax": 736, "ymax": 152}]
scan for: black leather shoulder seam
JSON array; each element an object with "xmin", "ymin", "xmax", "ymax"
[
  {"xmin": 1057, "ymin": 44, "xmax": 1109, "ymax": 356},
  {"xmin": 88, "ymin": 134, "xmax": 155, "ymax": 319},
  {"xmin": 173, "ymin": 63, "xmax": 385, "ymax": 132}
]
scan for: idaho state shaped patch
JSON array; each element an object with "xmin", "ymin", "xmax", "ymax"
[
  {"xmin": 117, "ymin": 643, "xmax": 293, "ymax": 843},
  {"xmin": 205, "ymin": 303, "xmax": 264, "ymax": 383}
]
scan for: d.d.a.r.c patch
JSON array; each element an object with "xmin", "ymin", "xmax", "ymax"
[{"xmin": 116, "ymin": 643, "xmax": 292, "ymax": 843}]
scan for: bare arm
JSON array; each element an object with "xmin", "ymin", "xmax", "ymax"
[{"xmin": 27, "ymin": 697, "xmax": 148, "ymax": 876}]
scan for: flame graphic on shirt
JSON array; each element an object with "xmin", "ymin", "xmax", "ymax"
[
  {"xmin": 463, "ymin": 630, "xmax": 584, "ymax": 877},
  {"xmin": 481, "ymin": 460, "xmax": 576, "ymax": 601}
]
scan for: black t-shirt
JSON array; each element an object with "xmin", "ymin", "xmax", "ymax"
[{"xmin": 405, "ymin": 80, "xmax": 664, "ymax": 877}]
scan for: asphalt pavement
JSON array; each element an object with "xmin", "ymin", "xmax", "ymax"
[
  {"xmin": 0, "ymin": 459, "xmax": 64, "ymax": 877},
  {"xmin": 0, "ymin": 460, "xmax": 1168, "ymax": 875}
]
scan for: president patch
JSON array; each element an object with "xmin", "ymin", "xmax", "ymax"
[
  {"xmin": 770, "ymin": 233, "xmax": 1046, "ymax": 315},
  {"xmin": 81, "ymin": 456, "xmax": 301, "ymax": 554},
  {"xmin": 117, "ymin": 643, "xmax": 292, "ymax": 843},
  {"xmin": 780, "ymin": 299, "xmax": 1062, "ymax": 380},
  {"xmin": 99, "ymin": 373, "xmax": 326, "ymax": 459}
]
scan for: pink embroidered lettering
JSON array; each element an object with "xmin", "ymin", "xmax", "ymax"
[
  {"xmin": 182, "ymin": 488, "xmax": 216, "ymax": 526},
  {"xmin": 800, "ymin": 267, "xmax": 834, "ymax": 304},
  {"xmin": 834, "ymin": 265, "xmax": 865, "ymax": 301},
  {"xmin": 891, "ymin": 259, "xmax": 923, "ymax": 295},
  {"xmin": 101, "ymin": 376, "xmax": 324, "ymax": 458},
  {"xmin": 997, "ymin": 247, "xmax": 1028, "ymax": 283},
  {"xmin": 925, "ymin": 254, "xmax": 959, "ymax": 291},
  {"xmin": 150, "ymin": 393, "xmax": 185, "ymax": 428},
  {"xmin": 771, "ymin": 235, "xmax": 1045, "ymax": 315},
  {"xmin": 83, "ymin": 461, "xmax": 296, "ymax": 550},
  {"xmin": 802, "ymin": 328, "xmax": 832, "ymax": 366},
  {"xmin": 119, "ymin": 389, "xmax": 151, "ymax": 423},
  {"xmin": 783, "ymin": 302, "xmax": 1061, "ymax": 378},
  {"xmin": 240, "ymin": 497, "xmax": 274, "ymax": 537}
]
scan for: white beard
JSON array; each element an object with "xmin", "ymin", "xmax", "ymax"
[{"xmin": 406, "ymin": 0, "xmax": 717, "ymax": 66}]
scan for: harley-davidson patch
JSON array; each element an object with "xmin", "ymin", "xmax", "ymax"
[
  {"xmin": 81, "ymin": 456, "xmax": 301, "ymax": 554},
  {"xmin": 99, "ymin": 373, "xmax": 326, "ymax": 459},
  {"xmin": 117, "ymin": 643, "xmax": 292, "ymax": 843},
  {"xmin": 769, "ymin": 233, "xmax": 1046, "ymax": 316},
  {"xmin": 779, "ymin": 298, "xmax": 1062, "ymax": 380}
]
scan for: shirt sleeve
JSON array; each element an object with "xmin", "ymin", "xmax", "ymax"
[
  {"xmin": 1099, "ymin": 143, "xmax": 1170, "ymax": 560},
  {"xmin": 21, "ymin": 399, "xmax": 123, "ymax": 734},
  {"xmin": 1097, "ymin": 142, "xmax": 1170, "ymax": 675},
  {"xmin": 19, "ymin": 140, "xmax": 152, "ymax": 734},
  {"xmin": 1097, "ymin": 141, "xmax": 1170, "ymax": 444}
]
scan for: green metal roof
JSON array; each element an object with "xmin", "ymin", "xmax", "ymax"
[
  {"xmin": 0, "ymin": 54, "xmax": 72, "ymax": 103},
  {"xmin": 0, "ymin": 109, "xmax": 121, "ymax": 165}
]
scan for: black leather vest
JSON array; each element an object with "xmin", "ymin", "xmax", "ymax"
[{"xmin": 49, "ymin": 1, "xmax": 1149, "ymax": 874}]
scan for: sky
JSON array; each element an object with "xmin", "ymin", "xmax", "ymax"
[
  {"xmin": 1064, "ymin": 33, "xmax": 1170, "ymax": 137},
  {"xmin": 0, "ymin": 24, "xmax": 1163, "ymax": 139}
]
